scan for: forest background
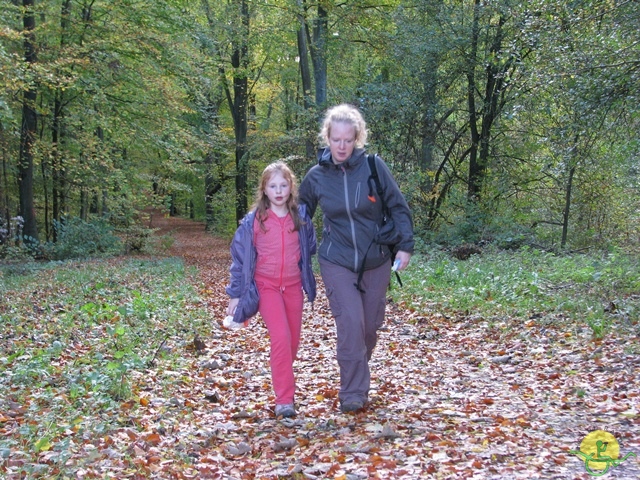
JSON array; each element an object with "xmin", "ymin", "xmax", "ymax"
[
  {"xmin": 1, "ymin": 2, "xmax": 640, "ymax": 478},
  {"xmin": 1, "ymin": 0, "xmax": 638, "ymax": 255}
]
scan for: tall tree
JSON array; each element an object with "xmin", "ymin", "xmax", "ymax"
[
  {"xmin": 296, "ymin": 0, "xmax": 328, "ymax": 117},
  {"xmin": 202, "ymin": 88, "xmax": 227, "ymax": 232},
  {"xmin": 51, "ymin": 0, "xmax": 72, "ymax": 241},
  {"xmin": 17, "ymin": 0, "xmax": 39, "ymax": 243},
  {"xmin": 309, "ymin": 1, "xmax": 327, "ymax": 112},
  {"xmin": 230, "ymin": 0, "xmax": 250, "ymax": 222},
  {"xmin": 296, "ymin": 0, "xmax": 315, "ymax": 159},
  {"xmin": 466, "ymin": 2, "xmax": 516, "ymax": 203},
  {"xmin": 202, "ymin": 0, "xmax": 251, "ymax": 222}
]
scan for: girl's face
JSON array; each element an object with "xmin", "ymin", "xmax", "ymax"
[
  {"xmin": 264, "ymin": 171, "xmax": 291, "ymax": 210},
  {"xmin": 328, "ymin": 121, "xmax": 356, "ymax": 164}
]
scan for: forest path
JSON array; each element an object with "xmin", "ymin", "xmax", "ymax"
[
  {"xmin": 149, "ymin": 211, "xmax": 232, "ymax": 318},
  {"xmin": 144, "ymin": 212, "xmax": 639, "ymax": 479}
]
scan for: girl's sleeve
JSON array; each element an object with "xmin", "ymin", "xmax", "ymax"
[{"xmin": 226, "ymin": 227, "xmax": 245, "ymax": 298}]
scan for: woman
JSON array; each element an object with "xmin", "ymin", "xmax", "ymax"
[{"xmin": 299, "ymin": 104, "xmax": 414, "ymax": 413}]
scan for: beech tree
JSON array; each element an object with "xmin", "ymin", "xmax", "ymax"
[
  {"xmin": 509, "ymin": 0, "xmax": 640, "ymax": 248},
  {"xmin": 201, "ymin": 0, "xmax": 251, "ymax": 223},
  {"xmin": 17, "ymin": 0, "xmax": 38, "ymax": 243}
]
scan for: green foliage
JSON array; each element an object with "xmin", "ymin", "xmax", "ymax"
[
  {"xmin": 0, "ymin": 244, "xmax": 34, "ymax": 264},
  {"xmin": 0, "ymin": 258, "xmax": 212, "ymax": 475},
  {"xmin": 395, "ymin": 247, "xmax": 640, "ymax": 340},
  {"xmin": 43, "ymin": 218, "xmax": 122, "ymax": 260},
  {"xmin": 153, "ymin": 233, "xmax": 176, "ymax": 252},
  {"xmin": 1, "ymin": 0, "xmax": 638, "ymax": 254},
  {"xmin": 416, "ymin": 191, "xmax": 536, "ymax": 250},
  {"xmin": 116, "ymin": 224, "xmax": 158, "ymax": 254}
]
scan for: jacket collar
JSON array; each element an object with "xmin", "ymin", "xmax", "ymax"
[{"xmin": 317, "ymin": 147, "xmax": 366, "ymax": 169}]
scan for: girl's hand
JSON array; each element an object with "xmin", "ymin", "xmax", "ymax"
[{"xmin": 227, "ymin": 298, "xmax": 239, "ymax": 316}]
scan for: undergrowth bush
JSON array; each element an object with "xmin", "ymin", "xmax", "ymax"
[
  {"xmin": 395, "ymin": 246, "xmax": 640, "ymax": 339},
  {"xmin": 116, "ymin": 224, "xmax": 157, "ymax": 253},
  {"xmin": 43, "ymin": 218, "xmax": 122, "ymax": 260}
]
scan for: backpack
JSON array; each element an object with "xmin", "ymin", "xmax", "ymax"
[{"xmin": 354, "ymin": 154, "xmax": 403, "ymax": 292}]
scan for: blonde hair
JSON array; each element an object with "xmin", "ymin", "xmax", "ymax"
[
  {"xmin": 319, "ymin": 103, "xmax": 368, "ymax": 148},
  {"xmin": 252, "ymin": 161, "xmax": 301, "ymax": 231}
]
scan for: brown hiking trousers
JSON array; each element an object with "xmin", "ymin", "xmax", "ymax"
[{"xmin": 319, "ymin": 258, "xmax": 391, "ymax": 405}]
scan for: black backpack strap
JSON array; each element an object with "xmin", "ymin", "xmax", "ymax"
[
  {"xmin": 355, "ymin": 154, "xmax": 402, "ymax": 292},
  {"xmin": 354, "ymin": 238, "xmax": 374, "ymax": 293},
  {"xmin": 354, "ymin": 155, "xmax": 378, "ymax": 293},
  {"xmin": 367, "ymin": 154, "xmax": 385, "ymax": 209}
]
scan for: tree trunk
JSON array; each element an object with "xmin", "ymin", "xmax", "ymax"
[
  {"xmin": 40, "ymin": 158, "xmax": 50, "ymax": 241},
  {"xmin": 204, "ymin": 152, "xmax": 223, "ymax": 231},
  {"xmin": 561, "ymin": 136, "xmax": 579, "ymax": 249},
  {"xmin": 90, "ymin": 191, "xmax": 99, "ymax": 215},
  {"xmin": 201, "ymin": 0, "xmax": 251, "ymax": 223},
  {"xmin": 204, "ymin": 94, "xmax": 224, "ymax": 231},
  {"xmin": 296, "ymin": 0, "xmax": 315, "ymax": 159},
  {"xmin": 309, "ymin": 3, "xmax": 328, "ymax": 114},
  {"xmin": 418, "ymin": 1, "xmax": 444, "ymax": 183},
  {"xmin": 0, "ymin": 124, "xmax": 9, "ymax": 238},
  {"xmin": 101, "ymin": 189, "xmax": 108, "ymax": 217},
  {"xmin": 80, "ymin": 188, "xmax": 88, "ymax": 221},
  {"xmin": 466, "ymin": 0, "xmax": 481, "ymax": 202},
  {"xmin": 467, "ymin": 5, "xmax": 511, "ymax": 206},
  {"xmin": 51, "ymin": 0, "xmax": 72, "ymax": 241},
  {"xmin": 18, "ymin": 0, "xmax": 39, "ymax": 244},
  {"xmin": 52, "ymin": 90, "xmax": 64, "ymax": 239},
  {"xmin": 561, "ymin": 164, "xmax": 575, "ymax": 249},
  {"xmin": 420, "ymin": 55, "xmax": 438, "ymax": 180},
  {"xmin": 476, "ymin": 15, "xmax": 507, "ymax": 198},
  {"xmin": 230, "ymin": 0, "xmax": 249, "ymax": 223}
]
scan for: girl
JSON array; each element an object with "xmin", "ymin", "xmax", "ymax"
[{"xmin": 226, "ymin": 161, "xmax": 316, "ymax": 418}]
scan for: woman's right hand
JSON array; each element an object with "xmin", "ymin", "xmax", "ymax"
[
  {"xmin": 227, "ymin": 298, "xmax": 239, "ymax": 316},
  {"xmin": 394, "ymin": 250, "xmax": 412, "ymax": 271}
]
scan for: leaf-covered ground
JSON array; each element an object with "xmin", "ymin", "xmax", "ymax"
[{"xmin": 2, "ymin": 213, "xmax": 639, "ymax": 479}]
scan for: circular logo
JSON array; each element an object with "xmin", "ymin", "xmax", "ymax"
[{"xmin": 579, "ymin": 430, "xmax": 620, "ymax": 471}]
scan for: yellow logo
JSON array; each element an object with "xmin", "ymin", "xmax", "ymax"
[{"xmin": 570, "ymin": 430, "xmax": 637, "ymax": 476}]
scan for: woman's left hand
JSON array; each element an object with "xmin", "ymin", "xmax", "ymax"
[{"xmin": 394, "ymin": 250, "xmax": 412, "ymax": 271}]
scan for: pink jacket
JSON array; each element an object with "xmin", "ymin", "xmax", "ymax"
[{"xmin": 254, "ymin": 210, "xmax": 301, "ymax": 286}]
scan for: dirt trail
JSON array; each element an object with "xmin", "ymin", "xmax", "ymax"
[
  {"xmin": 149, "ymin": 211, "xmax": 230, "ymax": 270},
  {"xmin": 143, "ymin": 212, "xmax": 639, "ymax": 480},
  {"xmin": 148, "ymin": 211, "xmax": 235, "ymax": 317}
]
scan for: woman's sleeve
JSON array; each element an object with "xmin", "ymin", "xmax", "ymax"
[
  {"xmin": 299, "ymin": 170, "xmax": 318, "ymax": 219},
  {"xmin": 307, "ymin": 214, "xmax": 317, "ymax": 255},
  {"xmin": 377, "ymin": 157, "xmax": 415, "ymax": 254}
]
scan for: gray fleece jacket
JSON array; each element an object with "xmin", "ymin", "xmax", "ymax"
[{"xmin": 299, "ymin": 147, "xmax": 414, "ymax": 273}]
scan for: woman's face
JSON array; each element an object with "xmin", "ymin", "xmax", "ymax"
[{"xmin": 328, "ymin": 121, "xmax": 356, "ymax": 164}]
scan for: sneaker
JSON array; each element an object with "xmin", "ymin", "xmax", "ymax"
[
  {"xmin": 275, "ymin": 403, "xmax": 296, "ymax": 418},
  {"xmin": 340, "ymin": 400, "xmax": 364, "ymax": 413}
]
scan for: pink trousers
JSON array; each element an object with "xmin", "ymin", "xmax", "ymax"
[{"xmin": 256, "ymin": 275, "xmax": 304, "ymax": 405}]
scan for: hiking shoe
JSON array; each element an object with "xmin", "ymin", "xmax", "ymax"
[
  {"xmin": 275, "ymin": 404, "xmax": 296, "ymax": 418},
  {"xmin": 340, "ymin": 400, "xmax": 364, "ymax": 413}
]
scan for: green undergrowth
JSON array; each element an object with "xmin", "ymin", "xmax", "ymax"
[
  {"xmin": 0, "ymin": 257, "xmax": 211, "ymax": 474},
  {"xmin": 395, "ymin": 246, "xmax": 640, "ymax": 341}
]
